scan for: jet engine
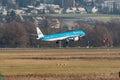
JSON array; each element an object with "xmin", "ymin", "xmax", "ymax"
[{"xmin": 74, "ymin": 37, "xmax": 79, "ymax": 41}]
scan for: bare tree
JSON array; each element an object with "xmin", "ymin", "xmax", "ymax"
[{"xmin": 0, "ymin": 22, "xmax": 29, "ymax": 47}]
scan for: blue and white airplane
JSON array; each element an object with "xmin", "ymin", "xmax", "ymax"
[{"xmin": 36, "ymin": 27, "xmax": 85, "ymax": 42}]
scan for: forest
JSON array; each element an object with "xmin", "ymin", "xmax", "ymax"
[{"xmin": 0, "ymin": 17, "xmax": 120, "ymax": 48}]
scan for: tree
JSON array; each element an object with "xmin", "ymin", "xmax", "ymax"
[
  {"xmin": 0, "ymin": 22, "xmax": 29, "ymax": 47},
  {"xmin": 5, "ymin": 10, "xmax": 22, "ymax": 23},
  {"xmin": 106, "ymin": 19, "xmax": 120, "ymax": 46},
  {"xmin": 23, "ymin": 21, "xmax": 38, "ymax": 47}
]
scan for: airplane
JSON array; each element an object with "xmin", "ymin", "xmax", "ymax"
[{"xmin": 36, "ymin": 27, "xmax": 85, "ymax": 43}]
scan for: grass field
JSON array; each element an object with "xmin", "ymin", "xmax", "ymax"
[
  {"xmin": 0, "ymin": 48, "xmax": 120, "ymax": 80},
  {"xmin": 37, "ymin": 14, "xmax": 120, "ymax": 18},
  {"xmin": 36, "ymin": 14, "xmax": 120, "ymax": 22}
]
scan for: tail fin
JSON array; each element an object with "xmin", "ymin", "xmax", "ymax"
[{"xmin": 36, "ymin": 27, "xmax": 44, "ymax": 40}]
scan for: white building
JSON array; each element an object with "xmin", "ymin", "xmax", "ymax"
[
  {"xmin": 66, "ymin": 7, "xmax": 86, "ymax": 14},
  {"xmin": 92, "ymin": 6, "xmax": 98, "ymax": 13},
  {"xmin": 35, "ymin": 4, "xmax": 62, "ymax": 14},
  {"xmin": 77, "ymin": 7, "xmax": 86, "ymax": 14},
  {"xmin": 54, "ymin": 8, "xmax": 62, "ymax": 14},
  {"xmin": 0, "ymin": 7, "xmax": 7, "ymax": 15},
  {"xmin": 66, "ymin": 7, "xmax": 76, "ymax": 14},
  {"xmin": 15, "ymin": 9, "xmax": 25, "ymax": 15}
]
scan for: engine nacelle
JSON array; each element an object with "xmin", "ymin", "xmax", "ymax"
[{"xmin": 74, "ymin": 37, "xmax": 79, "ymax": 41}]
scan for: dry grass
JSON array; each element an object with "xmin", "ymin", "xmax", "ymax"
[
  {"xmin": 0, "ymin": 48, "xmax": 120, "ymax": 80},
  {"xmin": 3, "ymin": 73, "xmax": 120, "ymax": 80}
]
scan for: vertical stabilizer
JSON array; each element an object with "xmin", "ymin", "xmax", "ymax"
[{"xmin": 36, "ymin": 27, "xmax": 44, "ymax": 39}]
